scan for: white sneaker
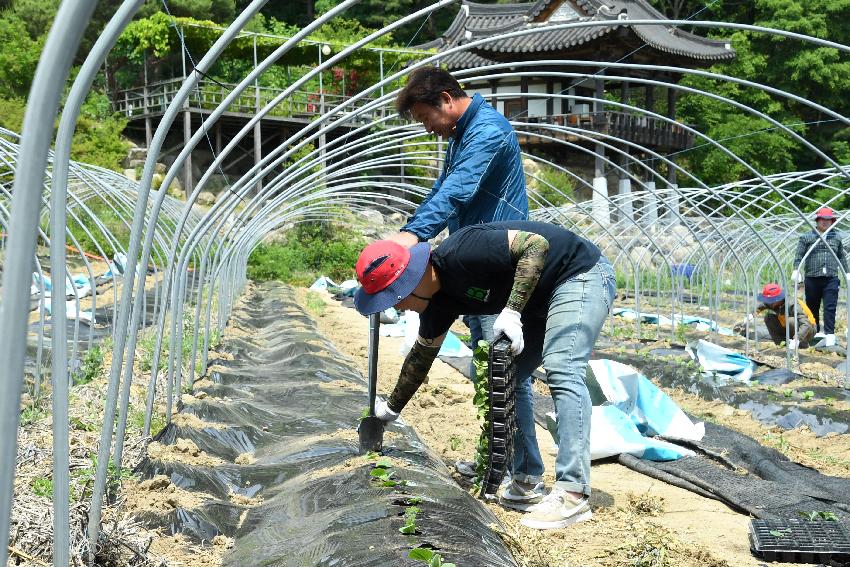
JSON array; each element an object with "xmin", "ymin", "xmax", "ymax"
[
  {"xmin": 520, "ymin": 487, "xmax": 592, "ymax": 530},
  {"xmin": 824, "ymin": 334, "xmax": 836, "ymax": 347},
  {"xmin": 500, "ymin": 480, "xmax": 545, "ymax": 511}
]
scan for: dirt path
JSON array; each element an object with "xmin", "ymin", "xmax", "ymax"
[{"xmin": 296, "ymin": 287, "xmax": 811, "ymax": 567}]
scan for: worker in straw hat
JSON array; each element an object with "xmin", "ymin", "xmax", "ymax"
[
  {"xmin": 353, "ymin": 221, "xmax": 615, "ymax": 530},
  {"xmin": 792, "ymin": 206, "xmax": 849, "ymax": 347},
  {"xmin": 740, "ymin": 283, "xmax": 815, "ymax": 349}
]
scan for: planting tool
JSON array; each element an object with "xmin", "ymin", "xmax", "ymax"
[{"xmin": 359, "ymin": 312, "xmax": 385, "ymax": 454}]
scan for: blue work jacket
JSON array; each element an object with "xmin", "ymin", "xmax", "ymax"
[{"xmin": 401, "ymin": 93, "xmax": 528, "ymax": 240}]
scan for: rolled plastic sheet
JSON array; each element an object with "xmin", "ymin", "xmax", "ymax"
[{"xmin": 135, "ymin": 283, "xmax": 517, "ymax": 566}]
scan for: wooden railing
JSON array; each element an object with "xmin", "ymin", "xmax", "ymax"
[
  {"xmin": 523, "ymin": 111, "xmax": 694, "ymax": 150},
  {"xmin": 110, "ymin": 78, "xmax": 387, "ymax": 124}
]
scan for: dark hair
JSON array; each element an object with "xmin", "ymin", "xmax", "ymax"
[{"xmin": 396, "ymin": 66, "xmax": 468, "ymax": 115}]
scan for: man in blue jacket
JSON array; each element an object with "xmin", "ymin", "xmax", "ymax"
[
  {"xmin": 390, "ymin": 67, "xmax": 529, "ymax": 356},
  {"xmin": 390, "ymin": 66, "xmax": 528, "ymax": 247}
]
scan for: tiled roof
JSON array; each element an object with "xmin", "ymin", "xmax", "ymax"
[{"xmin": 419, "ymin": 0, "xmax": 734, "ymax": 69}]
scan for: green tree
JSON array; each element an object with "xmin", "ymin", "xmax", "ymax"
[{"xmin": 0, "ymin": 11, "xmax": 43, "ymax": 98}]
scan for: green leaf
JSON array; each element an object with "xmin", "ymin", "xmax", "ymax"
[
  {"xmin": 408, "ymin": 548, "xmax": 434, "ymax": 560},
  {"xmin": 399, "ymin": 524, "xmax": 416, "ymax": 534},
  {"xmin": 770, "ymin": 529, "xmax": 787, "ymax": 537}
]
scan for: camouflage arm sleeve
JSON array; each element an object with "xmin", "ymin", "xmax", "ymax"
[
  {"xmin": 506, "ymin": 231, "xmax": 550, "ymax": 312},
  {"xmin": 387, "ymin": 340, "xmax": 441, "ymax": 412}
]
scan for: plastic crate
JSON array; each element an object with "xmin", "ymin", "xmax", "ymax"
[{"xmin": 750, "ymin": 519, "xmax": 850, "ymax": 564}]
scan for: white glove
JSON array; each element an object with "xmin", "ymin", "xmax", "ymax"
[
  {"xmin": 374, "ymin": 398, "xmax": 400, "ymax": 422},
  {"xmin": 746, "ymin": 313, "xmax": 754, "ymax": 323},
  {"xmin": 787, "ymin": 338, "xmax": 798, "ymax": 350},
  {"xmin": 792, "ymin": 270, "xmax": 801, "ymax": 284},
  {"xmin": 493, "ymin": 308, "xmax": 524, "ymax": 355}
]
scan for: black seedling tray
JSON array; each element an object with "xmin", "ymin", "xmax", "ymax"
[
  {"xmin": 479, "ymin": 335, "xmax": 517, "ymax": 498},
  {"xmin": 750, "ymin": 519, "xmax": 850, "ymax": 564}
]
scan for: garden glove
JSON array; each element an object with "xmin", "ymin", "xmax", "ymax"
[
  {"xmin": 746, "ymin": 313, "xmax": 754, "ymax": 323},
  {"xmin": 787, "ymin": 338, "xmax": 798, "ymax": 351},
  {"xmin": 791, "ymin": 270, "xmax": 801, "ymax": 284},
  {"xmin": 493, "ymin": 308, "xmax": 524, "ymax": 355},
  {"xmin": 374, "ymin": 398, "xmax": 400, "ymax": 422}
]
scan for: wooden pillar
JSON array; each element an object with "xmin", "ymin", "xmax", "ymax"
[
  {"xmin": 183, "ymin": 110, "xmax": 192, "ymax": 198},
  {"xmin": 593, "ymin": 75, "xmax": 609, "ymax": 226},
  {"xmin": 666, "ymin": 84, "xmax": 679, "ymax": 221},
  {"xmin": 143, "ymin": 50, "xmax": 151, "ymax": 149},
  {"xmin": 181, "ymin": 34, "xmax": 192, "ymax": 198},
  {"xmin": 520, "ymin": 76, "xmax": 529, "ymax": 118},
  {"xmin": 254, "ymin": 35, "xmax": 262, "ymax": 193}
]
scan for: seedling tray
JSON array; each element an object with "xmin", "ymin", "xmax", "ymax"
[
  {"xmin": 750, "ymin": 519, "xmax": 850, "ymax": 564},
  {"xmin": 479, "ymin": 336, "xmax": 517, "ymax": 498}
]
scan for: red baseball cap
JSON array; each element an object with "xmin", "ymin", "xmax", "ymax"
[
  {"xmin": 816, "ymin": 206, "xmax": 837, "ymax": 221},
  {"xmin": 757, "ymin": 283, "xmax": 785, "ymax": 304},
  {"xmin": 354, "ymin": 240, "xmax": 431, "ymax": 315}
]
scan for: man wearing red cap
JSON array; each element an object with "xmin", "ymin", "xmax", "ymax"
[
  {"xmin": 748, "ymin": 283, "xmax": 815, "ymax": 349},
  {"xmin": 354, "ymin": 221, "xmax": 616, "ymax": 530},
  {"xmin": 792, "ymin": 206, "xmax": 848, "ymax": 347}
]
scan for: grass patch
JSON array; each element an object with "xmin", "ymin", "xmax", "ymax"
[
  {"xmin": 246, "ymin": 221, "xmax": 365, "ymax": 285},
  {"xmin": 305, "ymin": 291, "xmax": 326, "ymax": 316}
]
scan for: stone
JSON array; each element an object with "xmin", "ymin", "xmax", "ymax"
[
  {"xmin": 123, "ymin": 169, "xmax": 136, "ymax": 182},
  {"xmin": 167, "ymin": 178, "xmax": 184, "ymax": 200},
  {"xmin": 197, "ymin": 191, "xmax": 216, "ymax": 206},
  {"xmin": 356, "ymin": 209, "xmax": 384, "ymax": 226}
]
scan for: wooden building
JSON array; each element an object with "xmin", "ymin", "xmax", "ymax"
[{"xmin": 417, "ymin": 0, "xmax": 735, "ymax": 223}]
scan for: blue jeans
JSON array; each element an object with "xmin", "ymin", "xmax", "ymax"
[{"xmin": 512, "ymin": 257, "xmax": 616, "ymax": 494}]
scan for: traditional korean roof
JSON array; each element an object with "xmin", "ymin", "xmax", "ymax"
[{"xmin": 422, "ymin": 0, "xmax": 735, "ymax": 69}]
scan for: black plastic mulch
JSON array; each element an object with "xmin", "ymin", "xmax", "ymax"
[{"xmin": 134, "ymin": 283, "xmax": 517, "ymax": 567}]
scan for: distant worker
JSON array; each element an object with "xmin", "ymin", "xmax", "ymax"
[
  {"xmin": 743, "ymin": 283, "xmax": 815, "ymax": 349},
  {"xmin": 792, "ymin": 206, "xmax": 848, "ymax": 347}
]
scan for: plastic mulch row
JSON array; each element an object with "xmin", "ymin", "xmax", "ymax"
[
  {"xmin": 479, "ymin": 336, "xmax": 517, "ymax": 498},
  {"xmin": 750, "ymin": 519, "xmax": 850, "ymax": 564}
]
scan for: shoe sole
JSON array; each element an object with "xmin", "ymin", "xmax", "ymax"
[
  {"xmin": 499, "ymin": 498, "xmax": 542, "ymax": 512},
  {"xmin": 520, "ymin": 509, "xmax": 593, "ymax": 530}
]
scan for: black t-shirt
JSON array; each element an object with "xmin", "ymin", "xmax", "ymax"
[{"xmin": 419, "ymin": 221, "xmax": 601, "ymax": 339}]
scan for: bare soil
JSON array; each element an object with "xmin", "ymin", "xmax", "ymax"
[{"xmin": 295, "ymin": 286, "xmax": 850, "ymax": 567}]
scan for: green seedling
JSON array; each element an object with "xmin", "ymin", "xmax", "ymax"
[
  {"xmin": 783, "ymin": 389, "xmax": 794, "ymax": 398},
  {"xmin": 371, "ymin": 460, "xmax": 405, "ymax": 487},
  {"xmin": 31, "ymin": 477, "xmax": 53, "ymax": 498},
  {"xmin": 769, "ymin": 528, "xmax": 791, "ymax": 537},
  {"xmin": 365, "ymin": 451, "xmax": 380, "ymax": 460},
  {"xmin": 70, "ymin": 416, "xmax": 96, "ymax": 432},
  {"xmin": 801, "ymin": 390, "xmax": 815, "ymax": 400},
  {"xmin": 359, "ymin": 407, "xmax": 370, "ymax": 420},
  {"xmin": 449, "ymin": 436, "xmax": 462, "ymax": 451},
  {"xmin": 399, "ymin": 506, "xmax": 420, "ymax": 534},
  {"xmin": 799, "ymin": 511, "xmax": 838, "ymax": 521},
  {"xmin": 408, "ymin": 547, "xmax": 456, "ymax": 567},
  {"xmin": 471, "ymin": 341, "xmax": 491, "ymax": 492}
]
